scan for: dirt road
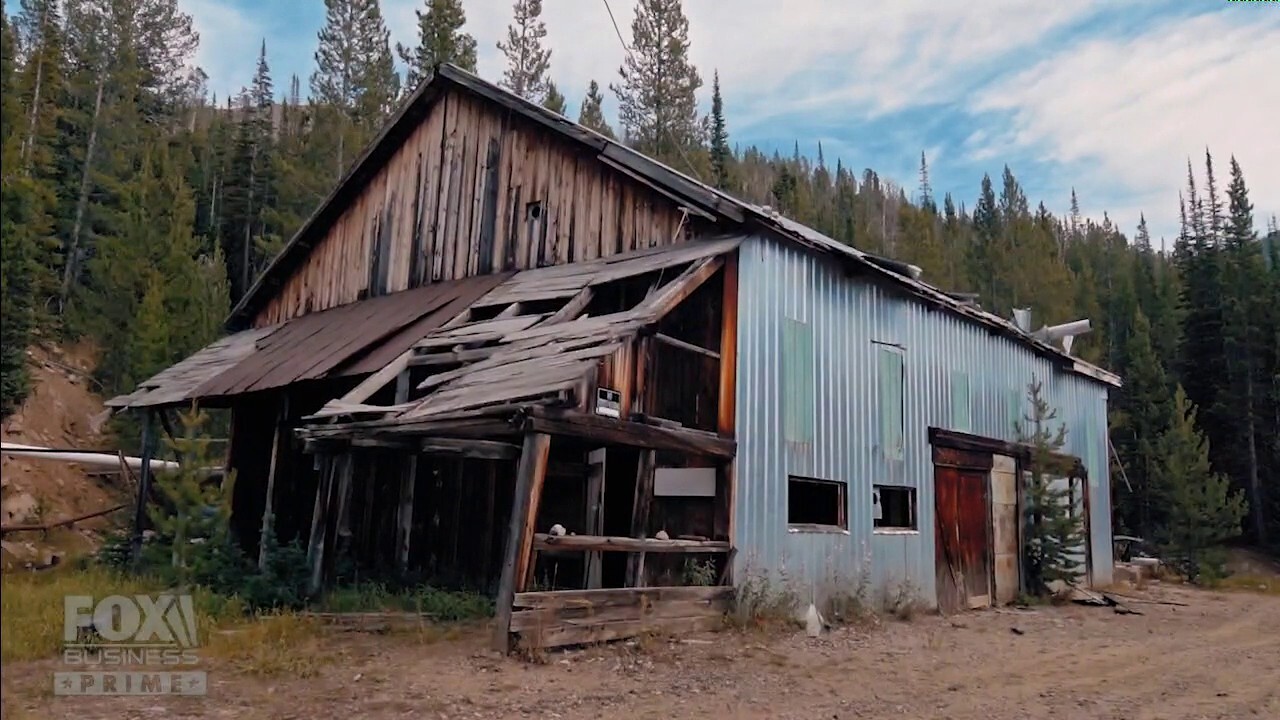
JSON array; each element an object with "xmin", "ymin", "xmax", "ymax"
[{"xmin": 4, "ymin": 584, "xmax": 1277, "ymax": 720}]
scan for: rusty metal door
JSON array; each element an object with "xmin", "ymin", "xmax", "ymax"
[{"xmin": 934, "ymin": 464, "xmax": 993, "ymax": 613}]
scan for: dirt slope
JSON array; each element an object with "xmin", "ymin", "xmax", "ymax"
[{"xmin": 1, "ymin": 342, "xmax": 129, "ymax": 569}]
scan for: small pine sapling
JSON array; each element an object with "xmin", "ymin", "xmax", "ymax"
[{"xmin": 1016, "ymin": 376, "xmax": 1087, "ymax": 594}]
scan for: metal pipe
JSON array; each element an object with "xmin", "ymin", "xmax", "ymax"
[{"xmin": 1, "ymin": 442, "xmax": 180, "ymax": 471}]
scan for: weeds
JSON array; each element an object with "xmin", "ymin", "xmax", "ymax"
[
  {"xmin": 682, "ymin": 558, "xmax": 718, "ymax": 587},
  {"xmin": 318, "ymin": 582, "xmax": 492, "ymax": 621},
  {"xmin": 204, "ymin": 614, "xmax": 329, "ymax": 678},
  {"xmin": 880, "ymin": 579, "xmax": 925, "ymax": 621},
  {"xmin": 729, "ymin": 564, "xmax": 800, "ymax": 629}
]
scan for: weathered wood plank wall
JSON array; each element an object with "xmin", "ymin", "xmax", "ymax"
[{"xmin": 255, "ymin": 90, "xmax": 696, "ymax": 328}]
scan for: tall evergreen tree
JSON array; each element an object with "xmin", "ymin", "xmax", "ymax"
[
  {"xmin": 1, "ymin": 7, "xmax": 37, "ymax": 416},
  {"xmin": 611, "ymin": 0, "xmax": 704, "ymax": 171},
  {"xmin": 312, "ymin": 0, "xmax": 399, "ymax": 177},
  {"xmin": 1112, "ymin": 308, "xmax": 1174, "ymax": 538},
  {"xmin": 709, "ymin": 71, "xmax": 731, "ymax": 191},
  {"xmin": 497, "ymin": 0, "xmax": 550, "ymax": 102},
  {"xmin": 577, "ymin": 79, "xmax": 613, "ymax": 138},
  {"xmin": 221, "ymin": 41, "xmax": 278, "ymax": 302},
  {"xmin": 918, "ymin": 152, "xmax": 934, "ymax": 213},
  {"xmin": 397, "ymin": 0, "xmax": 477, "ymax": 86},
  {"xmin": 1219, "ymin": 156, "xmax": 1270, "ymax": 544}
]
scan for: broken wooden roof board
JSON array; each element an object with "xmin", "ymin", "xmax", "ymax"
[
  {"xmin": 306, "ymin": 238, "xmax": 742, "ymax": 430},
  {"xmin": 228, "ymin": 63, "xmax": 1117, "ymax": 389},
  {"xmin": 105, "ymin": 326, "xmax": 276, "ymax": 410},
  {"xmin": 105, "ymin": 274, "xmax": 505, "ymax": 410}
]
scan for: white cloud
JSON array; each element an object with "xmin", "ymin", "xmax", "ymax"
[
  {"xmin": 385, "ymin": 0, "xmax": 1101, "ymax": 126},
  {"xmin": 972, "ymin": 10, "xmax": 1280, "ymax": 240},
  {"xmin": 182, "ymin": 0, "xmax": 262, "ymax": 101}
]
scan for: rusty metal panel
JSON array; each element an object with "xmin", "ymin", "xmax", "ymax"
[{"xmin": 732, "ymin": 235, "xmax": 1115, "ymax": 609}]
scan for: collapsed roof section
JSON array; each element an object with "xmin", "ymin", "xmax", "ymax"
[{"xmin": 299, "ymin": 236, "xmax": 742, "ymax": 443}]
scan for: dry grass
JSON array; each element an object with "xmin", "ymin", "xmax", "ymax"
[
  {"xmin": 1217, "ymin": 573, "xmax": 1280, "ymax": 595},
  {"xmin": 204, "ymin": 614, "xmax": 331, "ymax": 678},
  {"xmin": 0, "ymin": 567, "xmax": 167, "ymax": 662}
]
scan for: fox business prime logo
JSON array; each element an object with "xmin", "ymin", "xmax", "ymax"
[{"xmin": 55, "ymin": 594, "xmax": 207, "ymax": 696}]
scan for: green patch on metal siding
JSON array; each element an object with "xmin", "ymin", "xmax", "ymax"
[
  {"xmin": 878, "ymin": 345, "xmax": 904, "ymax": 460},
  {"xmin": 783, "ymin": 318, "xmax": 814, "ymax": 442},
  {"xmin": 950, "ymin": 370, "xmax": 971, "ymax": 431},
  {"xmin": 1007, "ymin": 387, "xmax": 1022, "ymax": 437}
]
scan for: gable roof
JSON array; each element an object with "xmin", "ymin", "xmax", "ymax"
[{"xmin": 231, "ymin": 63, "xmax": 1119, "ymax": 388}]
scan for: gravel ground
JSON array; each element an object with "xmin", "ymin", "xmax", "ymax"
[{"xmin": 4, "ymin": 583, "xmax": 1277, "ymax": 720}]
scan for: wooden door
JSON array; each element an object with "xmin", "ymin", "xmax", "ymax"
[{"xmin": 935, "ymin": 465, "xmax": 993, "ymax": 612}]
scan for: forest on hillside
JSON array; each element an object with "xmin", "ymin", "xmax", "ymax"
[{"xmin": 1, "ymin": 0, "xmax": 1277, "ymax": 562}]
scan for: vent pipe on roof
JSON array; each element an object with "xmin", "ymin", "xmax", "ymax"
[
  {"xmin": 1012, "ymin": 308, "xmax": 1033, "ymax": 333},
  {"xmin": 1032, "ymin": 318, "xmax": 1092, "ymax": 355}
]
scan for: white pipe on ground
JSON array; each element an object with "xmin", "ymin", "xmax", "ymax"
[{"xmin": 0, "ymin": 442, "xmax": 181, "ymax": 472}]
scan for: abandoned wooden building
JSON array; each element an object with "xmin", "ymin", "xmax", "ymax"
[{"xmin": 108, "ymin": 63, "xmax": 1122, "ymax": 649}]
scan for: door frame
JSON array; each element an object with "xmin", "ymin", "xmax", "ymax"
[{"xmin": 928, "ymin": 428, "xmax": 1094, "ymax": 594}]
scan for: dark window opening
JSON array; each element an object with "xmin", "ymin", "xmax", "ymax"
[
  {"xmin": 873, "ymin": 485, "xmax": 917, "ymax": 530},
  {"xmin": 788, "ymin": 476, "xmax": 847, "ymax": 530}
]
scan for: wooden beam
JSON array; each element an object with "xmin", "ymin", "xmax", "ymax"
[
  {"xmin": 396, "ymin": 454, "xmax": 417, "ymax": 573},
  {"xmin": 626, "ymin": 449, "xmax": 656, "ymax": 586},
  {"xmin": 584, "ymin": 449, "xmax": 606, "ymax": 589},
  {"xmin": 306, "ymin": 456, "xmax": 336, "ymax": 595},
  {"xmin": 495, "ymin": 302, "xmax": 523, "ymax": 319},
  {"xmin": 337, "ymin": 350, "xmax": 413, "ymax": 406},
  {"xmin": 439, "ymin": 307, "xmax": 473, "ymax": 330},
  {"xmin": 653, "ymin": 332, "xmax": 720, "ymax": 360},
  {"xmin": 420, "ymin": 437, "xmax": 520, "ymax": 459},
  {"xmin": 257, "ymin": 396, "xmax": 289, "ymax": 570},
  {"xmin": 514, "ymin": 585, "xmax": 732, "ymax": 609},
  {"xmin": 492, "ymin": 432, "xmax": 552, "ymax": 653},
  {"xmin": 535, "ymin": 533, "xmax": 729, "ymax": 554},
  {"xmin": 407, "ymin": 346, "xmax": 499, "ymax": 367},
  {"xmin": 524, "ymin": 408, "xmax": 736, "ymax": 459},
  {"xmin": 718, "ymin": 252, "xmax": 738, "ymax": 438},
  {"xmin": 540, "ymin": 287, "xmax": 594, "ymax": 326},
  {"xmin": 129, "ymin": 411, "xmax": 156, "ymax": 568},
  {"xmin": 642, "ymin": 256, "xmax": 724, "ymax": 320}
]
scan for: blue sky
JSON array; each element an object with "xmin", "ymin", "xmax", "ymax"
[{"xmin": 33, "ymin": 1, "xmax": 1280, "ymax": 245}]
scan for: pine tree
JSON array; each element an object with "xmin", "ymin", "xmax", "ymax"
[
  {"xmin": 1017, "ymin": 376, "xmax": 1086, "ymax": 592},
  {"xmin": 397, "ymin": 0, "xmax": 477, "ymax": 87},
  {"xmin": 1, "ymin": 9, "xmax": 36, "ymax": 416},
  {"xmin": 1219, "ymin": 156, "xmax": 1269, "ymax": 544},
  {"xmin": 611, "ymin": 0, "xmax": 704, "ymax": 170},
  {"xmin": 312, "ymin": 0, "xmax": 399, "ymax": 176},
  {"xmin": 1112, "ymin": 308, "xmax": 1174, "ymax": 538},
  {"xmin": 918, "ymin": 152, "xmax": 935, "ymax": 213},
  {"xmin": 11, "ymin": 0, "xmax": 64, "ymax": 314},
  {"xmin": 541, "ymin": 80, "xmax": 566, "ymax": 115},
  {"xmin": 497, "ymin": 0, "xmax": 550, "ymax": 101},
  {"xmin": 1156, "ymin": 387, "xmax": 1247, "ymax": 581},
  {"xmin": 221, "ymin": 41, "xmax": 278, "ymax": 302},
  {"xmin": 709, "ymin": 71, "xmax": 732, "ymax": 191},
  {"xmin": 577, "ymin": 79, "xmax": 613, "ymax": 138}
]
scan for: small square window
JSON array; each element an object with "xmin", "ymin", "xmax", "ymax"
[
  {"xmin": 788, "ymin": 476, "xmax": 847, "ymax": 531},
  {"xmin": 873, "ymin": 485, "xmax": 917, "ymax": 531}
]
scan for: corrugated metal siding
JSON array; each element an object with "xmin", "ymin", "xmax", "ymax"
[{"xmin": 734, "ymin": 236, "xmax": 1114, "ymax": 608}]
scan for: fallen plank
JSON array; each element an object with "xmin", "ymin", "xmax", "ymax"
[{"xmin": 533, "ymin": 533, "xmax": 731, "ymax": 554}]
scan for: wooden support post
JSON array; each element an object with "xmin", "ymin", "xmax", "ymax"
[
  {"xmin": 130, "ymin": 411, "xmax": 156, "ymax": 568},
  {"xmin": 396, "ymin": 454, "xmax": 417, "ymax": 573},
  {"xmin": 307, "ymin": 455, "xmax": 336, "ymax": 596},
  {"xmin": 492, "ymin": 432, "xmax": 551, "ymax": 653},
  {"xmin": 258, "ymin": 396, "xmax": 289, "ymax": 570},
  {"xmin": 625, "ymin": 449, "xmax": 656, "ymax": 586},
  {"xmin": 584, "ymin": 448, "xmax": 607, "ymax": 589},
  {"xmin": 329, "ymin": 453, "xmax": 355, "ymax": 584}
]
